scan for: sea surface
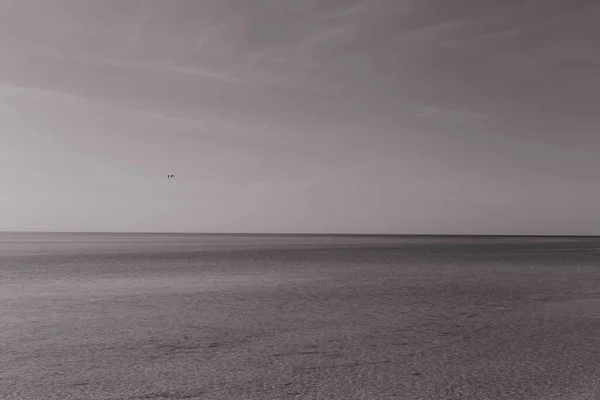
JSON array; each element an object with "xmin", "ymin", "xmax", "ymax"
[{"xmin": 1, "ymin": 233, "xmax": 600, "ymax": 400}]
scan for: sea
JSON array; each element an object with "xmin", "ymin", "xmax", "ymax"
[{"xmin": 1, "ymin": 232, "xmax": 600, "ymax": 400}]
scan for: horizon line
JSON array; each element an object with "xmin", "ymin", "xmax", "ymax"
[{"xmin": 1, "ymin": 231, "xmax": 599, "ymax": 238}]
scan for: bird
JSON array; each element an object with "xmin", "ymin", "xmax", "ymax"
[{"xmin": 167, "ymin": 174, "xmax": 175, "ymax": 179}]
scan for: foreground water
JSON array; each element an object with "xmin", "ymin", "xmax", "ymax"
[{"xmin": 1, "ymin": 233, "xmax": 600, "ymax": 399}]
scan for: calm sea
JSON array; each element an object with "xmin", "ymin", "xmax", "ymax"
[
  {"xmin": 1, "ymin": 231, "xmax": 595, "ymax": 255},
  {"xmin": 1, "ymin": 232, "xmax": 600, "ymax": 399}
]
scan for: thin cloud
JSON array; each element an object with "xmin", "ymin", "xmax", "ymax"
[
  {"xmin": 31, "ymin": 48, "xmax": 245, "ymax": 85},
  {"xmin": 0, "ymin": 82, "xmax": 97, "ymax": 106},
  {"xmin": 439, "ymin": 4, "xmax": 598, "ymax": 48},
  {"xmin": 415, "ymin": 106, "xmax": 488, "ymax": 123},
  {"xmin": 392, "ymin": 19, "xmax": 472, "ymax": 44},
  {"xmin": 319, "ymin": 0, "xmax": 371, "ymax": 21},
  {"xmin": 0, "ymin": 81, "xmax": 248, "ymax": 137},
  {"xmin": 441, "ymin": 24, "xmax": 539, "ymax": 47}
]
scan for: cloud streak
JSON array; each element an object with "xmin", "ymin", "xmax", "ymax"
[
  {"xmin": 0, "ymin": 82, "xmax": 255, "ymax": 140},
  {"xmin": 415, "ymin": 106, "xmax": 489, "ymax": 124}
]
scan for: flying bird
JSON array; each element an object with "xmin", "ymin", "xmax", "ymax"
[{"xmin": 167, "ymin": 175, "xmax": 175, "ymax": 179}]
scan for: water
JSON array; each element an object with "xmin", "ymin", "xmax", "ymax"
[{"xmin": 1, "ymin": 233, "xmax": 600, "ymax": 399}]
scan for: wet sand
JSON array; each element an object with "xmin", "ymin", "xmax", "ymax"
[{"xmin": 1, "ymin": 234, "xmax": 600, "ymax": 399}]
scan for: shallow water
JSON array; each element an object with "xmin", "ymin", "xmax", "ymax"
[{"xmin": 1, "ymin": 233, "xmax": 600, "ymax": 399}]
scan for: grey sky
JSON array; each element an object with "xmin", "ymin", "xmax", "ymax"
[{"xmin": 1, "ymin": 0, "xmax": 599, "ymax": 234}]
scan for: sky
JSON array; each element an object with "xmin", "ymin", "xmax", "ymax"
[{"xmin": 1, "ymin": 0, "xmax": 600, "ymax": 234}]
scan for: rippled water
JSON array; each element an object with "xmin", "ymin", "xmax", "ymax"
[{"xmin": 1, "ymin": 233, "xmax": 600, "ymax": 399}]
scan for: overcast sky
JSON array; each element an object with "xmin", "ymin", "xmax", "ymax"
[{"xmin": 1, "ymin": 0, "xmax": 599, "ymax": 234}]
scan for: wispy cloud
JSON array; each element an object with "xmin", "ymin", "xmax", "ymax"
[
  {"xmin": 29, "ymin": 48, "xmax": 245, "ymax": 85},
  {"xmin": 0, "ymin": 82, "xmax": 97, "ymax": 106},
  {"xmin": 441, "ymin": 23, "xmax": 541, "ymax": 47},
  {"xmin": 415, "ymin": 106, "xmax": 488, "ymax": 123},
  {"xmin": 0, "ymin": 82, "xmax": 250, "ymax": 137},
  {"xmin": 439, "ymin": 4, "xmax": 598, "ymax": 48},
  {"xmin": 391, "ymin": 19, "xmax": 472, "ymax": 45}
]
